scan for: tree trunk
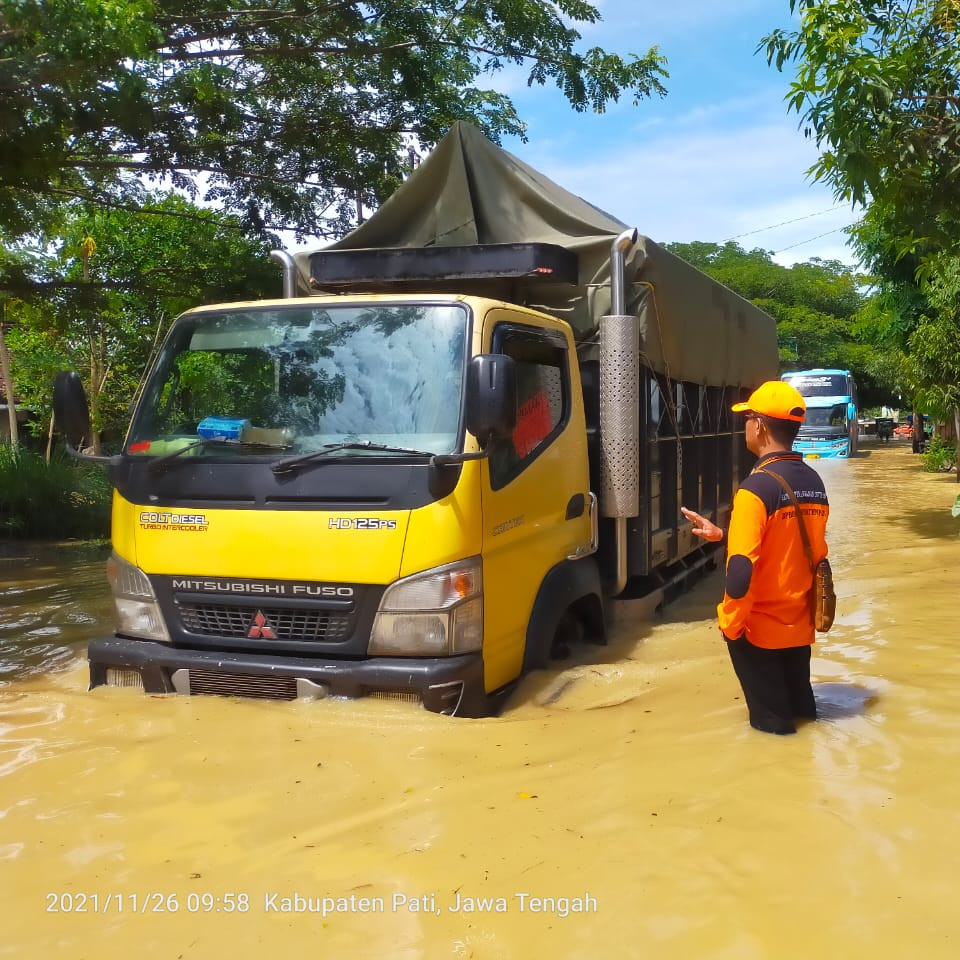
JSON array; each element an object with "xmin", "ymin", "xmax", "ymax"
[
  {"xmin": 89, "ymin": 358, "xmax": 102, "ymax": 455},
  {"xmin": 0, "ymin": 323, "xmax": 19, "ymax": 446},
  {"xmin": 88, "ymin": 330, "xmax": 105, "ymax": 455},
  {"xmin": 46, "ymin": 413, "xmax": 55, "ymax": 464}
]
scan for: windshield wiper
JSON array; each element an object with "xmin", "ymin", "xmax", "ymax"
[
  {"xmin": 145, "ymin": 438, "xmax": 286, "ymax": 473},
  {"xmin": 272, "ymin": 441, "xmax": 439, "ymax": 476}
]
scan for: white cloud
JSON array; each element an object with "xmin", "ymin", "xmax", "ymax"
[
  {"xmin": 510, "ymin": 113, "xmax": 862, "ymax": 267},
  {"xmin": 475, "ymin": 61, "xmax": 532, "ymax": 97}
]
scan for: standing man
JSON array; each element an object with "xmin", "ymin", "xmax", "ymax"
[{"xmin": 681, "ymin": 381, "xmax": 829, "ymax": 735}]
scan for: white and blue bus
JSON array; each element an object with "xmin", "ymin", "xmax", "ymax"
[{"xmin": 781, "ymin": 368, "xmax": 859, "ymax": 459}]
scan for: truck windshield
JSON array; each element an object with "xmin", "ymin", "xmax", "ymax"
[{"xmin": 127, "ymin": 303, "xmax": 469, "ymax": 458}]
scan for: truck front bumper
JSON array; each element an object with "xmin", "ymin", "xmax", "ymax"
[{"xmin": 87, "ymin": 637, "xmax": 493, "ymax": 717}]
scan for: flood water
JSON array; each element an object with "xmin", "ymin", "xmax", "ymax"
[{"xmin": 1, "ymin": 441, "xmax": 958, "ymax": 958}]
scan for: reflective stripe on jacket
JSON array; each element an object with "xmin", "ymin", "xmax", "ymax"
[{"xmin": 717, "ymin": 452, "xmax": 829, "ymax": 649}]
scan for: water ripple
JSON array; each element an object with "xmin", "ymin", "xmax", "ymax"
[{"xmin": 0, "ymin": 543, "xmax": 110, "ymax": 683}]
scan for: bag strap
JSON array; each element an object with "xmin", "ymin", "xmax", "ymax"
[{"xmin": 755, "ymin": 468, "xmax": 817, "ymax": 575}]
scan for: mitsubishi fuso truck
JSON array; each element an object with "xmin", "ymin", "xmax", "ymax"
[{"xmin": 54, "ymin": 123, "xmax": 778, "ymax": 716}]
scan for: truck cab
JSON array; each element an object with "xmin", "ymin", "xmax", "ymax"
[{"xmin": 61, "ymin": 281, "xmax": 600, "ymax": 716}]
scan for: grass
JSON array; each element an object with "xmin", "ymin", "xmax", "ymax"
[
  {"xmin": 921, "ymin": 436, "xmax": 957, "ymax": 475},
  {"xmin": 0, "ymin": 441, "xmax": 112, "ymax": 539}
]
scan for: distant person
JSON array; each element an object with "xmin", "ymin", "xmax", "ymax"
[{"xmin": 681, "ymin": 381, "xmax": 829, "ymax": 735}]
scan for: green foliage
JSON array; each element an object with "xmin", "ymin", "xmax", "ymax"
[
  {"xmin": 920, "ymin": 435, "xmax": 957, "ymax": 473},
  {"xmin": 0, "ymin": 0, "xmax": 667, "ymax": 240},
  {"xmin": 908, "ymin": 255, "xmax": 960, "ymax": 463},
  {"xmin": 911, "ymin": 261, "xmax": 960, "ymax": 386},
  {"xmin": 0, "ymin": 442, "xmax": 111, "ymax": 539},
  {"xmin": 3, "ymin": 194, "xmax": 277, "ymax": 447},
  {"xmin": 761, "ymin": 2, "xmax": 960, "ymax": 427},
  {"xmin": 850, "ymin": 202, "xmax": 933, "ymax": 336},
  {"xmin": 762, "ymin": 1, "xmax": 960, "ymax": 264},
  {"xmin": 861, "ymin": 344, "xmax": 913, "ymax": 408},
  {"xmin": 665, "ymin": 240, "xmax": 892, "ymax": 403}
]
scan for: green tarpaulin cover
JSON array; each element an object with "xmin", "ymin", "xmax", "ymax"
[{"xmin": 292, "ymin": 122, "xmax": 778, "ymax": 388}]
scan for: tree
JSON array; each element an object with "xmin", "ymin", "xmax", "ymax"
[
  {"xmin": 910, "ymin": 257, "xmax": 960, "ymax": 475},
  {"xmin": 4, "ymin": 194, "xmax": 278, "ymax": 452},
  {"xmin": 761, "ymin": 4, "xmax": 960, "ymax": 452},
  {"xmin": 845, "ymin": 200, "xmax": 935, "ymax": 434},
  {"xmin": 0, "ymin": 0, "xmax": 667, "ymax": 241},
  {"xmin": 761, "ymin": 0, "xmax": 960, "ymax": 265},
  {"xmin": 666, "ymin": 241, "xmax": 891, "ymax": 404}
]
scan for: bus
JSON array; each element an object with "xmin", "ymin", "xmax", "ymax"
[{"xmin": 780, "ymin": 368, "xmax": 859, "ymax": 459}]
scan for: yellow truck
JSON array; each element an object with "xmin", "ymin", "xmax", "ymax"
[{"xmin": 54, "ymin": 124, "xmax": 778, "ymax": 716}]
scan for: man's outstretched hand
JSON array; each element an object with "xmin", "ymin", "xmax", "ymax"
[{"xmin": 681, "ymin": 506, "xmax": 724, "ymax": 542}]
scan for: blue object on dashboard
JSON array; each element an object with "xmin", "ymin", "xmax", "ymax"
[{"xmin": 197, "ymin": 417, "xmax": 250, "ymax": 440}]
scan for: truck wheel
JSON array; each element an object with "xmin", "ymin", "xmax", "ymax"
[
  {"xmin": 549, "ymin": 611, "xmax": 583, "ymax": 661},
  {"xmin": 522, "ymin": 559, "xmax": 604, "ymax": 673},
  {"xmin": 523, "ymin": 607, "xmax": 581, "ymax": 672}
]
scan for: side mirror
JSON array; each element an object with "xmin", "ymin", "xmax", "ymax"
[
  {"xmin": 465, "ymin": 354, "xmax": 517, "ymax": 447},
  {"xmin": 53, "ymin": 371, "xmax": 93, "ymax": 451}
]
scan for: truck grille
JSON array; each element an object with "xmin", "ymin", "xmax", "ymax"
[
  {"xmin": 187, "ymin": 670, "xmax": 298, "ymax": 700},
  {"xmin": 176, "ymin": 602, "xmax": 352, "ymax": 642}
]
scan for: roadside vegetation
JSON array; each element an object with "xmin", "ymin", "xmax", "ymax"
[
  {"xmin": 763, "ymin": 0, "xmax": 960, "ymax": 480},
  {"xmin": 665, "ymin": 241, "xmax": 889, "ymax": 407},
  {"xmin": 0, "ymin": 442, "xmax": 111, "ymax": 539},
  {"xmin": 921, "ymin": 437, "xmax": 958, "ymax": 475}
]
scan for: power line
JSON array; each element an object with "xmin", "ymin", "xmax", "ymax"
[
  {"xmin": 722, "ymin": 205, "xmax": 842, "ymax": 243},
  {"xmin": 772, "ymin": 221, "xmax": 863, "ymax": 255}
]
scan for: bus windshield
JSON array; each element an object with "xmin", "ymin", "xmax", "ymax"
[
  {"xmin": 782, "ymin": 373, "xmax": 847, "ymax": 397},
  {"xmin": 800, "ymin": 404, "xmax": 848, "ymax": 430}
]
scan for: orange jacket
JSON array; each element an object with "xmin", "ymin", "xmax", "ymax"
[{"xmin": 717, "ymin": 452, "xmax": 829, "ymax": 649}]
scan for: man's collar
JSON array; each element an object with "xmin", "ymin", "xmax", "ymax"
[{"xmin": 755, "ymin": 450, "xmax": 801, "ymax": 467}]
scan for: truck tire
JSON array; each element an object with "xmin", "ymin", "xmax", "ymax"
[
  {"xmin": 549, "ymin": 610, "xmax": 583, "ymax": 661},
  {"xmin": 522, "ymin": 558, "xmax": 603, "ymax": 672},
  {"xmin": 523, "ymin": 607, "xmax": 581, "ymax": 672}
]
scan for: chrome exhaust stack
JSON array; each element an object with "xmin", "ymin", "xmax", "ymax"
[
  {"xmin": 270, "ymin": 249, "xmax": 298, "ymax": 299},
  {"xmin": 599, "ymin": 229, "xmax": 641, "ymax": 598}
]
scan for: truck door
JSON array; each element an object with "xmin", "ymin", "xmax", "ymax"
[{"xmin": 479, "ymin": 316, "xmax": 591, "ymax": 691}]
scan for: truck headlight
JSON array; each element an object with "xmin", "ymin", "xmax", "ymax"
[
  {"xmin": 106, "ymin": 553, "xmax": 170, "ymax": 643},
  {"xmin": 369, "ymin": 557, "xmax": 482, "ymax": 656}
]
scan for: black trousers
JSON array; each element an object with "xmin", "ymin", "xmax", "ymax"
[{"xmin": 726, "ymin": 636, "xmax": 816, "ymax": 735}]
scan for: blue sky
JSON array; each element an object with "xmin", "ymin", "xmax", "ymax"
[{"xmin": 496, "ymin": 1, "xmax": 862, "ymax": 267}]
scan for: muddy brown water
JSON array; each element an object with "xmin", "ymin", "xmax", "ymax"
[{"xmin": 1, "ymin": 441, "xmax": 958, "ymax": 958}]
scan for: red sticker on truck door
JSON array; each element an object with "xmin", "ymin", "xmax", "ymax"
[{"xmin": 512, "ymin": 390, "xmax": 552, "ymax": 458}]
